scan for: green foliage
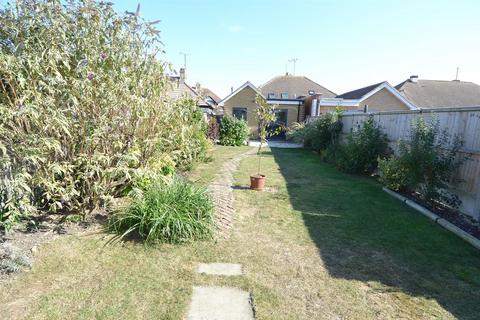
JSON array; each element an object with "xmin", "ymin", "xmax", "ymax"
[
  {"xmin": 0, "ymin": 1, "xmax": 207, "ymax": 230},
  {"xmin": 379, "ymin": 118, "xmax": 463, "ymax": 208},
  {"xmin": 255, "ymin": 94, "xmax": 277, "ymax": 145},
  {"xmin": 378, "ymin": 157, "xmax": 410, "ymax": 191},
  {"xmin": 254, "ymin": 94, "xmax": 277, "ymax": 174},
  {"xmin": 286, "ymin": 122, "xmax": 309, "ymax": 143},
  {"xmin": 335, "ymin": 116, "xmax": 390, "ymax": 174},
  {"xmin": 288, "ymin": 110, "xmax": 343, "ymax": 153},
  {"xmin": 109, "ymin": 177, "xmax": 214, "ymax": 244},
  {"xmin": 158, "ymin": 98, "xmax": 210, "ymax": 170},
  {"xmin": 219, "ymin": 116, "xmax": 249, "ymax": 146}
]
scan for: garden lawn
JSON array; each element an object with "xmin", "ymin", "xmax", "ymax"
[{"xmin": 1, "ymin": 147, "xmax": 479, "ymax": 319}]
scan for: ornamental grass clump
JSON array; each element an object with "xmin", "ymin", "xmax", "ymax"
[{"xmin": 109, "ymin": 178, "xmax": 214, "ymax": 244}]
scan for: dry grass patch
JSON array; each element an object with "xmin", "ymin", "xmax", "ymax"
[{"xmin": 1, "ymin": 146, "xmax": 479, "ymax": 319}]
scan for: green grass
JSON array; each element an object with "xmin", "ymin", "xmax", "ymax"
[
  {"xmin": 187, "ymin": 145, "xmax": 251, "ymax": 185},
  {"xmin": 1, "ymin": 146, "xmax": 479, "ymax": 319}
]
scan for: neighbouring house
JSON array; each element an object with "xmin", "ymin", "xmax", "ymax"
[
  {"xmin": 395, "ymin": 75, "xmax": 480, "ymax": 109},
  {"xmin": 326, "ymin": 76, "xmax": 480, "ymax": 114},
  {"xmin": 192, "ymin": 83, "xmax": 223, "ymax": 115},
  {"xmin": 314, "ymin": 81, "xmax": 417, "ymax": 114},
  {"xmin": 168, "ymin": 68, "xmax": 220, "ymax": 115},
  {"xmin": 218, "ymin": 74, "xmax": 336, "ymax": 135}
]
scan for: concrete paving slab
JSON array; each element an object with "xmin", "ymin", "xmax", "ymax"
[
  {"xmin": 248, "ymin": 140, "xmax": 303, "ymax": 148},
  {"xmin": 187, "ymin": 286, "xmax": 254, "ymax": 320},
  {"xmin": 197, "ymin": 263, "xmax": 243, "ymax": 276}
]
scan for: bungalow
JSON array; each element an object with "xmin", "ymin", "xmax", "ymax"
[
  {"xmin": 312, "ymin": 81, "xmax": 417, "ymax": 115},
  {"xmin": 321, "ymin": 75, "xmax": 480, "ymax": 114},
  {"xmin": 218, "ymin": 74, "xmax": 336, "ymax": 135}
]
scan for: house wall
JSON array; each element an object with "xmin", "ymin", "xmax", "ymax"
[
  {"xmin": 223, "ymin": 86, "xmax": 300, "ymax": 135},
  {"xmin": 359, "ymin": 88, "xmax": 410, "ymax": 112},
  {"xmin": 275, "ymin": 103, "xmax": 301, "ymax": 128},
  {"xmin": 223, "ymin": 86, "xmax": 259, "ymax": 134}
]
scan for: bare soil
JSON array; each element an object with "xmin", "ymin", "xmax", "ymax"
[
  {"xmin": 0, "ymin": 212, "xmax": 107, "ymax": 282},
  {"xmin": 400, "ymin": 190, "xmax": 480, "ymax": 239}
]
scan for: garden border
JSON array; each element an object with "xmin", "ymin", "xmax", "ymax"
[{"xmin": 383, "ymin": 187, "xmax": 480, "ymax": 250}]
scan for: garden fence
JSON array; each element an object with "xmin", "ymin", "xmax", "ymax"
[{"xmin": 318, "ymin": 107, "xmax": 480, "ymax": 221}]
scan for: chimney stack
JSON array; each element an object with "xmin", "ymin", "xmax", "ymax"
[
  {"xmin": 195, "ymin": 82, "xmax": 201, "ymax": 91},
  {"xmin": 231, "ymin": 86, "xmax": 233, "ymax": 93},
  {"xmin": 409, "ymin": 75, "xmax": 418, "ymax": 83},
  {"xmin": 179, "ymin": 68, "xmax": 186, "ymax": 83}
]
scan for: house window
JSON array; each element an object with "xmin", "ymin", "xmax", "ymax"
[
  {"xmin": 267, "ymin": 93, "xmax": 276, "ymax": 99},
  {"xmin": 280, "ymin": 92, "xmax": 288, "ymax": 99},
  {"xmin": 274, "ymin": 109, "xmax": 288, "ymax": 125},
  {"xmin": 232, "ymin": 107, "xmax": 247, "ymax": 121}
]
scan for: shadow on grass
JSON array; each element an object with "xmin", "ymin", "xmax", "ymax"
[{"xmin": 271, "ymin": 148, "xmax": 480, "ymax": 320}]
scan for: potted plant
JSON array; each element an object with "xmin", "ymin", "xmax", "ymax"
[{"xmin": 250, "ymin": 94, "xmax": 278, "ymax": 190}]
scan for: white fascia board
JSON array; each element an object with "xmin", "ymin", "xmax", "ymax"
[
  {"xmin": 267, "ymin": 100, "xmax": 302, "ymax": 105},
  {"xmin": 218, "ymin": 81, "xmax": 264, "ymax": 106},
  {"xmin": 319, "ymin": 98, "xmax": 359, "ymax": 107}
]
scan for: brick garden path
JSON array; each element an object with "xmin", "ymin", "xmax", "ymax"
[{"xmin": 208, "ymin": 147, "xmax": 257, "ymax": 239}]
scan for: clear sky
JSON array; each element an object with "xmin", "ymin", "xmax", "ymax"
[{"xmin": 113, "ymin": 0, "xmax": 480, "ymax": 98}]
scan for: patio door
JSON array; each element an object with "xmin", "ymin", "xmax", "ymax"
[{"xmin": 268, "ymin": 109, "xmax": 288, "ymax": 140}]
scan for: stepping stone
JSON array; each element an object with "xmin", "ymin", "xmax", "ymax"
[
  {"xmin": 197, "ymin": 263, "xmax": 243, "ymax": 276},
  {"xmin": 187, "ymin": 286, "xmax": 254, "ymax": 320}
]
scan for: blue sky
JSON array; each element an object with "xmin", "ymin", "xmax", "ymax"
[{"xmin": 113, "ymin": 0, "xmax": 480, "ymax": 98}]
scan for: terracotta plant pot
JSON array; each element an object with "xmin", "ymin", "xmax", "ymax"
[{"xmin": 250, "ymin": 174, "xmax": 266, "ymax": 191}]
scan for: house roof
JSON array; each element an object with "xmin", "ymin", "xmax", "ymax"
[
  {"xmin": 259, "ymin": 74, "xmax": 336, "ymax": 99},
  {"xmin": 167, "ymin": 77, "xmax": 213, "ymax": 108},
  {"xmin": 330, "ymin": 81, "xmax": 417, "ymax": 110},
  {"xmin": 336, "ymin": 82, "xmax": 385, "ymax": 99},
  {"xmin": 219, "ymin": 81, "xmax": 264, "ymax": 106},
  {"xmin": 196, "ymin": 87, "xmax": 221, "ymax": 104},
  {"xmin": 395, "ymin": 79, "xmax": 480, "ymax": 108}
]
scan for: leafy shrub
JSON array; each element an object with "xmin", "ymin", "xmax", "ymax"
[
  {"xmin": 219, "ymin": 116, "xmax": 249, "ymax": 146},
  {"xmin": 379, "ymin": 118, "xmax": 463, "ymax": 208},
  {"xmin": 288, "ymin": 110, "xmax": 343, "ymax": 152},
  {"xmin": 157, "ymin": 98, "xmax": 210, "ymax": 170},
  {"xmin": 335, "ymin": 116, "xmax": 390, "ymax": 174},
  {"xmin": 0, "ymin": 1, "xmax": 208, "ymax": 230},
  {"xmin": 378, "ymin": 157, "xmax": 410, "ymax": 191},
  {"xmin": 286, "ymin": 122, "xmax": 310, "ymax": 143},
  {"xmin": 109, "ymin": 178, "xmax": 214, "ymax": 244},
  {"xmin": 207, "ymin": 117, "xmax": 220, "ymax": 142}
]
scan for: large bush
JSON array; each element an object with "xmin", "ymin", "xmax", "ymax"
[
  {"xmin": 335, "ymin": 116, "xmax": 390, "ymax": 174},
  {"xmin": 219, "ymin": 116, "xmax": 249, "ymax": 146},
  {"xmin": 109, "ymin": 178, "xmax": 214, "ymax": 244},
  {"xmin": 288, "ymin": 110, "xmax": 343, "ymax": 152},
  {"xmin": 0, "ymin": 1, "xmax": 207, "ymax": 230},
  {"xmin": 379, "ymin": 118, "xmax": 463, "ymax": 208}
]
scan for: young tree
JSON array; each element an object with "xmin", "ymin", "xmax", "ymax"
[{"xmin": 254, "ymin": 94, "xmax": 277, "ymax": 175}]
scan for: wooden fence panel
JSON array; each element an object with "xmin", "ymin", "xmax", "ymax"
[{"xmin": 336, "ymin": 108, "xmax": 480, "ymax": 221}]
